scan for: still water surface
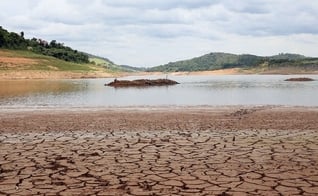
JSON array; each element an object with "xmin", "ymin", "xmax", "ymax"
[{"xmin": 0, "ymin": 75, "xmax": 317, "ymax": 107}]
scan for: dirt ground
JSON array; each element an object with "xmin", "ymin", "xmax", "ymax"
[
  {"xmin": 0, "ymin": 54, "xmax": 115, "ymax": 79},
  {"xmin": 0, "ymin": 106, "xmax": 318, "ymax": 195},
  {"xmin": 0, "ymin": 69, "xmax": 244, "ymax": 80},
  {"xmin": 0, "ymin": 70, "xmax": 116, "ymax": 79}
]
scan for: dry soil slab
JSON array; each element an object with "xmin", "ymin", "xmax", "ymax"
[{"xmin": 0, "ymin": 106, "xmax": 318, "ymax": 195}]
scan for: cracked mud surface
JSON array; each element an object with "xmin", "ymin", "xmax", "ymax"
[{"xmin": 1, "ymin": 106, "xmax": 318, "ymax": 195}]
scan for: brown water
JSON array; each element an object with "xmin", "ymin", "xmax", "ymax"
[
  {"xmin": 0, "ymin": 75, "xmax": 318, "ymax": 107},
  {"xmin": 0, "ymin": 80, "xmax": 79, "ymax": 97}
]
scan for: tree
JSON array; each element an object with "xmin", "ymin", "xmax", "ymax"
[
  {"xmin": 0, "ymin": 33, "xmax": 5, "ymax": 47},
  {"xmin": 0, "ymin": 26, "xmax": 8, "ymax": 47},
  {"xmin": 50, "ymin": 40, "xmax": 57, "ymax": 48},
  {"xmin": 0, "ymin": 26, "xmax": 90, "ymax": 63}
]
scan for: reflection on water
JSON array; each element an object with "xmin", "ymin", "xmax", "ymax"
[
  {"xmin": 0, "ymin": 80, "xmax": 86, "ymax": 98},
  {"xmin": 0, "ymin": 75, "xmax": 317, "ymax": 107}
]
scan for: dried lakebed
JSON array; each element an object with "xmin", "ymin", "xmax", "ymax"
[{"xmin": 0, "ymin": 106, "xmax": 318, "ymax": 195}]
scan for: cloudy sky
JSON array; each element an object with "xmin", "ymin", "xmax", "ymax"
[{"xmin": 1, "ymin": 0, "xmax": 318, "ymax": 67}]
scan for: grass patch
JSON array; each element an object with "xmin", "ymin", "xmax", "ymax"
[
  {"xmin": 0, "ymin": 49, "xmax": 47, "ymax": 59},
  {"xmin": 0, "ymin": 49, "xmax": 104, "ymax": 72},
  {"xmin": 90, "ymin": 57, "xmax": 110, "ymax": 65}
]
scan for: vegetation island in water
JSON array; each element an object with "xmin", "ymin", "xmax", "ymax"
[
  {"xmin": 285, "ymin": 77, "xmax": 315, "ymax": 82},
  {"xmin": 106, "ymin": 78, "xmax": 179, "ymax": 87}
]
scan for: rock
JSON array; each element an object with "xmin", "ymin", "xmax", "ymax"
[
  {"xmin": 284, "ymin": 77, "xmax": 314, "ymax": 82},
  {"xmin": 105, "ymin": 79, "xmax": 179, "ymax": 87}
]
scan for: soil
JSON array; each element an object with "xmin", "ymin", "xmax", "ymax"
[
  {"xmin": 0, "ymin": 106, "xmax": 318, "ymax": 195},
  {"xmin": 0, "ymin": 56, "xmax": 38, "ymax": 65},
  {"xmin": 0, "ymin": 70, "xmax": 116, "ymax": 79},
  {"xmin": 0, "ymin": 54, "xmax": 119, "ymax": 79},
  {"xmin": 169, "ymin": 68, "xmax": 249, "ymax": 76}
]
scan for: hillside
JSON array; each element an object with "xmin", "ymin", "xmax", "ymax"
[
  {"xmin": 148, "ymin": 52, "xmax": 318, "ymax": 73},
  {"xmin": 0, "ymin": 49, "xmax": 118, "ymax": 79},
  {"xmin": 0, "ymin": 26, "xmax": 89, "ymax": 63},
  {"xmin": 0, "ymin": 26, "xmax": 137, "ymax": 79},
  {"xmin": 88, "ymin": 54, "xmax": 143, "ymax": 72}
]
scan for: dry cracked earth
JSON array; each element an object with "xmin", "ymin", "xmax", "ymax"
[{"xmin": 0, "ymin": 106, "xmax": 318, "ymax": 195}]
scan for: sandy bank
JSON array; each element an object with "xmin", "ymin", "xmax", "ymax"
[
  {"xmin": 0, "ymin": 70, "xmax": 120, "ymax": 80},
  {"xmin": 2, "ymin": 68, "xmax": 318, "ymax": 80},
  {"xmin": 1, "ymin": 106, "xmax": 318, "ymax": 132}
]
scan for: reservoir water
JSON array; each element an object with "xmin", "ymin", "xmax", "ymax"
[{"xmin": 0, "ymin": 75, "xmax": 318, "ymax": 107}]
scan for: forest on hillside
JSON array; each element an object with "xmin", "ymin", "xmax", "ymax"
[
  {"xmin": 0, "ymin": 26, "xmax": 89, "ymax": 63},
  {"xmin": 148, "ymin": 52, "xmax": 318, "ymax": 72}
]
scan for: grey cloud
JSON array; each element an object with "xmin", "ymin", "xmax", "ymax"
[
  {"xmin": 105, "ymin": 0, "xmax": 220, "ymax": 10},
  {"xmin": 140, "ymin": 24, "xmax": 196, "ymax": 39},
  {"xmin": 224, "ymin": 0, "xmax": 271, "ymax": 14},
  {"xmin": 0, "ymin": 0, "xmax": 317, "ymax": 66},
  {"xmin": 6, "ymin": 0, "xmax": 317, "ymax": 38},
  {"xmin": 214, "ymin": 1, "xmax": 318, "ymax": 36}
]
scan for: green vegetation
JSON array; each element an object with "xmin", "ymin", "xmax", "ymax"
[
  {"xmin": 270, "ymin": 53, "xmax": 306, "ymax": 60},
  {"xmin": 148, "ymin": 52, "xmax": 318, "ymax": 72},
  {"xmin": 149, "ymin": 53, "xmax": 263, "ymax": 72},
  {"xmin": 89, "ymin": 56, "xmax": 120, "ymax": 72},
  {"xmin": 0, "ymin": 49, "xmax": 96, "ymax": 72},
  {"xmin": 1, "ymin": 26, "xmax": 316, "ymax": 74},
  {"xmin": 0, "ymin": 26, "xmax": 89, "ymax": 63},
  {"xmin": 89, "ymin": 55, "xmax": 144, "ymax": 72},
  {"xmin": 0, "ymin": 26, "xmax": 141, "ymax": 74}
]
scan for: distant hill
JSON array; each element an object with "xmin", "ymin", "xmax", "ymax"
[
  {"xmin": 87, "ymin": 54, "xmax": 143, "ymax": 72},
  {"xmin": 119, "ymin": 64, "xmax": 145, "ymax": 72},
  {"xmin": 270, "ymin": 53, "xmax": 306, "ymax": 60},
  {"xmin": 148, "ymin": 52, "xmax": 318, "ymax": 73},
  {"xmin": 86, "ymin": 53, "xmax": 115, "ymax": 65}
]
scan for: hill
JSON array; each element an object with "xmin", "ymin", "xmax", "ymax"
[
  {"xmin": 0, "ymin": 26, "xmax": 136, "ymax": 79},
  {"xmin": 148, "ymin": 52, "xmax": 318, "ymax": 73},
  {"xmin": 87, "ymin": 54, "xmax": 143, "ymax": 72},
  {"xmin": 0, "ymin": 26, "xmax": 89, "ymax": 64},
  {"xmin": 0, "ymin": 49, "xmax": 119, "ymax": 79}
]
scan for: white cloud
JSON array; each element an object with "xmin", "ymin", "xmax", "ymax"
[
  {"xmin": 105, "ymin": 0, "xmax": 219, "ymax": 9},
  {"xmin": 0, "ymin": 0, "xmax": 317, "ymax": 67}
]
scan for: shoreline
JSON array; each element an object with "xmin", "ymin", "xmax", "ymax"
[
  {"xmin": 1, "ymin": 105, "xmax": 318, "ymax": 132},
  {"xmin": 1, "ymin": 68, "xmax": 318, "ymax": 80},
  {"xmin": 1, "ymin": 104, "xmax": 317, "ymax": 111}
]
